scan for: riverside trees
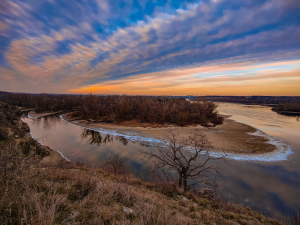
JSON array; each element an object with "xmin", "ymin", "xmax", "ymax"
[
  {"xmin": 141, "ymin": 129, "xmax": 225, "ymax": 192},
  {"xmin": 77, "ymin": 95, "xmax": 224, "ymax": 126},
  {"xmin": 0, "ymin": 92, "xmax": 224, "ymax": 126}
]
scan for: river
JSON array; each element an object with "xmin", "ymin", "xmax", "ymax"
[{"xmin": 21, "ymin": 103, "xmax": 300, "ymax": 217}]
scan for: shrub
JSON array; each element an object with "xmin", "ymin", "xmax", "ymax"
[{"xmin": 210, "ymin": 116, "xmax": 224, "ymax": 125}]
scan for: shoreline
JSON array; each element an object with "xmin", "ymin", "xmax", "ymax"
[
  {"xmin": 23, "ymin": 111, "xmax": 70, "ymax": 162},
  {"xmin": 21, "ymin": 114, "xmax": 70, "ymax": 162},
  {"xmin": 271, "ymin": 109, "xmax": 300, "ymax": 116},
  {"xmin": 4, "ymin": 109, "xmax": 280, "ymax": 224},
  {"xmin": 28, "ymin": 131, "xmax": 70, "ymax": 162},
  {"xmin": 28, "ymin": 110, "xmax": 64, "ymax": 119},
  {"xmin": 61, "ymin": 113, "xmax": 292, "ymax": 162}
]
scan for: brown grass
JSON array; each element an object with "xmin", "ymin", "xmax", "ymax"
[
  {"xmin": 0, "ymin": 140, "xmax": 283, "ymax": 225},
  {"xmin": 0, "ymin": 103, "xmax": 289, "ymax": 224}
]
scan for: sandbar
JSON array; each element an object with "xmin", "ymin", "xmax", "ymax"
[{"xmin": 63, "ymin": 113, "xmax": 276, "ymax": 155}]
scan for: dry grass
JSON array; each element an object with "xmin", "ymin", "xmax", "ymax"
[
  {"xmin": 0, "ymin": 140, "xmax": 283, "ymax": 225},
  {"xmin": 0, "ymin": 103, "xmax": 290, "ymax": 224}
]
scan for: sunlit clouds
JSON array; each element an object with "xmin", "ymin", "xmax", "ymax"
[
  {"xmin": 69, "ymin": 59, "xmax": 300, "ymax": 95},
  {"xmin": 0, "ymin": 0, "xmax": 300, "ymax": 95}
]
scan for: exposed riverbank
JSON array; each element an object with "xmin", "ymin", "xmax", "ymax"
[
  {"xmin": 63, "ymin": 113, "xmax": 276, "ymax": 155},
  {"xmin": 1, "ymin": 102, "xmax": 285, "ymax": 224}
]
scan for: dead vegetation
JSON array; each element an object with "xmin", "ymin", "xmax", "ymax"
[
  {"xmin": 0, "ymin": 92, "xmax": 224, "ymax": 127},
  {"xmin": 0, "ymin": 136, "xmax": 285, "ymax": 224},
  {"xmin": 0, "ymin": 141, "xmax": 283, "ymax": 225},
  {"xmin": 0, "ymin": 101, "xmax": 295, "ymax": 224},
  {"xmin": 75, "ymin": 95, "xmax": 224, "ymax": 127},
  {"xmin": 272, "ymin": 102, "xmax": 300, "ymax": 114},
  {"xmin": 0, "ymin": 102, "xmax": 28, "ymax": 141},
  {"xmin": 141, "ymin": 128, "xmax": 225, "ymax": 192}
]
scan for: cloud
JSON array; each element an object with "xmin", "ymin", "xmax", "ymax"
[
  {"xmin": 0, "ymin": 21, "xmax": 8, "ymax": 32},
  {"xmin": 68, "ymin": 59, "xmax": 300, "ymax": 96},
  {"xmin": 0, "ymin": 0, "xmax": 299, "ymax": 94}
]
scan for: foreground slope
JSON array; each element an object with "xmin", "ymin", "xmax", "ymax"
[{"xmin": 0, "ymin": 102, "xmax": 282, "ymax": 224}]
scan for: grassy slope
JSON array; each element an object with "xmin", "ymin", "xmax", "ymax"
[{"xmin": 0, "ymin": 102, "xmax": 281, "ymax": 224}]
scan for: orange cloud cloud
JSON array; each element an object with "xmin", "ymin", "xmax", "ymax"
[{"xmin": 69, "ymin": 59, "xmax": 300, "ymax": 96}]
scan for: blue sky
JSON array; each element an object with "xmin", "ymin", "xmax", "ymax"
[{"xmin": 0, "ymin": 0, "xmax": 300, "ymax": 95}]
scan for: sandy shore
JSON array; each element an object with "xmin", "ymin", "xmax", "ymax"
[
  {"xmin": 63, "ymin": 113, "xmax": 276, "ymax": 155},
  {"xmin": 28, "ymin": 111, "xmax": 63, "ymax": 119}
]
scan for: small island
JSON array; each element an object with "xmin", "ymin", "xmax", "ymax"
[{"xmin": 52, "ymin": 95, "xmax": 278, "ymax": 155}]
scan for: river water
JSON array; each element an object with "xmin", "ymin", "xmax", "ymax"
[{"xmin": 21, "ymin": 103, "xmax": 300, "ymax": 217}]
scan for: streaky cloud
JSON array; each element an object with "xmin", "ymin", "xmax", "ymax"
[{"xmin": 0, "ymin": 0, "xmax": 299, "ymax": 94}]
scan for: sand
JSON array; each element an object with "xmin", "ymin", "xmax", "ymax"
[{"xmin": 63, "ymin": 113, "xmax": 276, "ymax": 155}]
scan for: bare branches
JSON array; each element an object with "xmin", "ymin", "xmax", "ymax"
[
  {"xmin": 140, "ymin": 128, "xmax": 225, "ymax": 191},
  {"xmin": 76, "ymin": 96, "xmax": 224, "ymax": 126},
  {"xmin": 103, "ymin": 153, "xmax": 129, "ymax": 175}
]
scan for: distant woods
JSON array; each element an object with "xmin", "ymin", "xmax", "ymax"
[
  {"xmin": 0, "ymin": 92, "xmax": 83, "ymax": 113},
  {"xmin": 0, "ymin": 92, "xmax": 224, "ymax": 126},
  {"xmin": 75, "ymin": 95, "xmax": 223, "ymax": 126},
  {"xmin": 195, "ymin": 96, "xmax": 300, "ymax": 105},
  {"xmin": 272, "ymin": 103, "xmax": 300, "ymax": 114},
  {"xmin": 192, "ymin": 95, "xmax": 300, "ymax": 116}
]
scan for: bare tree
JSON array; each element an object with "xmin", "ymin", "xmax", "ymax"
[
  {"xmin": 141, "ymin": 128, "xmax": 225, "ymax": 192},
  {"xmin": 103, "ymin": 153, "xmax": 128, "ymax": 175}
]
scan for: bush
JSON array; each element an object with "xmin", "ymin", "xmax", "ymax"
[{"xmin": 210, "ymin": 116, "xmax": 224, "ymax": 125}]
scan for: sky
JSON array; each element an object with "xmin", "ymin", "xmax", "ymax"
[{"xmin": 0, "ymin": 0, "xmax": 300, "ymax": 96}]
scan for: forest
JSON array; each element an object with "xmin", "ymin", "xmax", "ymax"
[
  {"xmin": 193, "ymin": 96, "xmax": 300, "ymax": 105},
  {"xmin": 272, "ymin": 102, "xmax": 300, "ymax": 113},
  {"xmin": 0, "ymin": 91, "xmax": 83, "ymax": 113},
  {"xmin": 75, "ymin": 95, "xmax": 223, "ymax": 126},
  {"xmin": 0, "ymin": 92, "xmax": 224, "ymax": 126}
]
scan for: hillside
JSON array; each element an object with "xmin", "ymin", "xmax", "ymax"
[{"xmin": 0, "ymin": 102, "xmax": 284, "ymax": 224}]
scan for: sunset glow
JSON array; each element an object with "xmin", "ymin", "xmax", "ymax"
[
  {"xmin": 0, "ymin": 0, "xmax": 300, "ymax": 95},
  {"xmin": 70, "ymin": 59, "xmax": 300, "ymax": 95}
]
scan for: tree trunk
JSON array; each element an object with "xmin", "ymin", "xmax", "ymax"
[
  {"xmin": 178, "ymin": 173, "xmax": 182, "ymax": 188},
  {"xmin": 183, "ymin": 174, "xmax": 188, "ymax": 192}
]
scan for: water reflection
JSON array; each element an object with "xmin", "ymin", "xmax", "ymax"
[
  {"xmin": 116, "ymin": 136, "xmax": 128, "ymax": 146},
  {"xmin": 81, "ymin": 129, "xmax": 113, "ymax": 146},
  {"xmin": 81, "ymin": 129, "xmax": 130, "ymax": 146},
  {"xmin": 21, "ymin": 104, "xmax": 300, "ymax": 217}
]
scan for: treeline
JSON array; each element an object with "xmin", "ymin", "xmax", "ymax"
[
  {"xmin": 272, "ymin": 103, "xmax": 300, "ymax": 113},
  {"xmin": 192, "ymin": 96, "xmax": 300, "ymax": 105},
  {"xmin": 0, "ymin": 91, "xmax": 83, "ymax": 113},
  {"xmin": 76, "ymin": 95, "xmax": 223, "ymax": 126},
  {"xmin": 0, "ymin": 92, "xmax": 223, "ymax": 126}
]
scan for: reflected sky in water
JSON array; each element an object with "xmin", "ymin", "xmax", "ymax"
[{"xmin": 22, "ymin": 103, "xmax": 300, "ymax": 216}]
